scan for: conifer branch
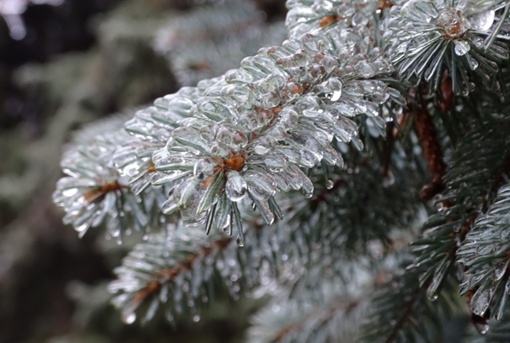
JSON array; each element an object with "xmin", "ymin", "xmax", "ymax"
[
  {"xmin": 412, "ymin": 120, "xmax": 510, "ymax": 299},
  {"xmin": 458, "ymin": 181, "xmax": 510, "ymax": 323},
  {"xmin": 53, "ymin": 116, "xmax": 169, "ymax": 239},
  {"xmin": 110, "ymin": 229, "xmax": 235, "ymax": 324},
  {"xmin": 363, "ymin": 265, "xmax": 461, "ymax": 343},
  {"xmin": 249, "ymin": 293, "xmax": 365, "ymax": 343}
]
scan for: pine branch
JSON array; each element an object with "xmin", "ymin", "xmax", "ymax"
[
  {"xmin": 457, "ymin": 182, "xmax": 510, "ymax": 322},
  {"xmin": 385, "ymin": 0, "xmax": 510, "ymax": 94},
  {"xmin": 109, "ymin": 228, "xmax": 235, "ymax": 324},
  {"xmin": 249, "ymin": 226, "xmax": 417, "ymax": 343},
  {"xmin": 279, "ymin": 144, "xmax": 422, "ymax": 262},
  {"xmin": 129, "ymin": 10, "xmax": 402, "ymax": 238},
  {"xmin": 364, "ymin": 120, "xmax": 510, "ymax": 342},
  {"xmin": 411, "ymin": 120, "xmax": 510, "ymax": 303},
  {"xmin": 248, "ymin": 285, "xmax": 366, "ymax": 343},
  {"xmin": 166, "ymin": 22, "xmax": 287, "ymax": 86},
  {"xmin": 363, "ymin": 265, "xmax": 463, "ymax": 343},
  {"xmin": 153, "ymin": 1, "xmax": 287, "ymax": 86},
  {"xmin": 153, "ymin": 0, "xmax": 264, "ymax": 52},
  {"xmin": 53, "ymin": 116, "xmax": 168, "ymax": 239}
]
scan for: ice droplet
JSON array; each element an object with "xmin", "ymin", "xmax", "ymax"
[
  {"xmin": 474, "ymin": 319, "xmax": 490, "ymax": 335},
  {"xmin": 428, "ymin": 292, "xmax": 439, "ymax": 302},
  {"xmin": 225, "ymin": 171, "xmax": 247, "ymax": 202},
  {"xmin": 330, "ymin": 90, "xmax": 342, "ymax": 102},
  {"xmin": 254, "ymin": 145, "xmax": 271, "ymax": 155},
  {"xmin": 326, "ymin": 180, "xmax": 334, "ymax": 189},
  {"xmin": 454, "ymin": 40, "xmax": 470, "ymax": 56},
  {"xmin": 383, "ymin": 171, "xmax": 395, "ymax": 187},
  {"xmin": 466, "ymin": 55, "xmax": 479, "ymax": 70},
  {"xmin": 62, "ymin": 188, "xmax": 79, "ymax": 197},
  {"xmin": 236, "ymin": 236, "xmax": 245, "ymax": 247},
  {"xmin": 469, "ymin": 9, "xmax": 495, "ymax": 32},
  {"xmin": 123, "ymin": 312, "xmax": 136, "ymax": 325},
  {"xmin": 471, "ymin": 289, "xmax": 491, "ymax": 317},
  {"xmin": 495, "ymin": 263, "xmax": 507, "ymax": 281}
]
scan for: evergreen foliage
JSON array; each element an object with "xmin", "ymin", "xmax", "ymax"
[{"xmin": 51, "ymin": 0, "xmax": 510, "ymax": 341}]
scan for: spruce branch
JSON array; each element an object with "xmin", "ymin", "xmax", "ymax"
[
  {"xmin": 109, "ymin": 228, "xmax": 235, "ymax": 324},
  {"xmin": 411, "ymin": 119, "xmax": 510, "ymax": 312},
  {"xmin": 385, "ymin": 0, "xmax": 510, "ymax": 94},
  {"xmin": 153, "ymin": 0, "xmax": 287, "ymax": 86},
  {"xmin": 109, "ymin": 218, "xmax": 287, "ymax": 325},
  {"xmin": 363, "ymin": 265, "xmax": 463, "ymax": 343},
  {"xmin": 48, "ymin": 0, "xmax": 510, "ymax": 338},
  {"xmin": 280, "ymin": 147, "xmax": 421, "ymax": 261},
  {"xmin": 52, "ymin": 116, "xmax": 168, "ymax": 239},
  {"xmin": 248, "ymin": 283, "xmax": 367, "ymax": 343},
  {"xmin": 457, "ymin": 182, "xmax": 510, "ymax": 322},
  {"xmin": 137, "ymin": 13, "xmax": 402, "ymax": 240},
  {"xmin": 365, "ymin": 120, "xmax": 510, "ymax": 342}
]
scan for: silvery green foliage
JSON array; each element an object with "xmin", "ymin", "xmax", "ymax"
[
  {"xmin": 109, "ymin": 223, "xmax": 281, "ymax": 324},
  {"xmin": 410, "ymin": 121, "xmax": 510, "ymax": 303},
  {"xmin": 385, "ymin": 0, "xmax": 510, "ymax": 94},
  {"xmin": 285, "ymin": 0, "xmax": 380, "ymax": 38},
  {"xmin": 248, "ymin": 230, "xmax": 415, "ymax": 343},
  {"xmin": 166, "ymin": 22, "xmax": 288, "ymax": 87},
  {"xmin": 143, "ymin": 21, "xmax": 399, "ymax": 243},
  {"xmin": 52, "ymin": 116, "xmax": 168, "ymax": 240},
  {"xmin": 0, "ymin": 0, "xmax": 64, "ymax": 40},
  {"xmin": 248, "ymin": 280, "xmax": 368, "ymax": 343},
  {"xmin": 153, "ymin": 0, "xmax": 263, "ymax": 54},
  {"xmin": 457, "ymin": 182, "xmax": 510, "ymax": 322},
  {"xmin": 153, "ymin": 0, "xmax": 288, "ymax": 86}
]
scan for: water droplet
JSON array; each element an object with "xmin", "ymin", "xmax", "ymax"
[
  {"xmin": 123, "ymin": 312, "xmax": 136, "ymax": 325},
  {"xmin": 495, "ymin": 263, "xmax": 507, "ymax": 281},
  {"xmin": 467, "ymin": 55, "xmax": 479, "ymax": 70},
  {"xmin": 302, "ymin": 109, "xmax": 323, "ymax": 118},
  {"xmin": 383, "ymin": 171, "xmax": 395, "ymax": 187},
  {"xmin": 326, "ymin": 180, "xmax": 334, "ymax": 189},
  {"xmin": 236, "ymin": 236, "xmax": 245, "ymax": 247},
  {"xmin": 192, "ymin": 314, "xmax": 201, "ymax": 322},
  {"xmin": 330, "ymin": 90, "xmax": 342, "ymax": 102},
  {"xmin": 474, "ymin": 318, "xmax": 490, "ymax": 335},
  {"xmin": 470, "ymin": 9, "xmax": 495, "ymax": 32},
  {"xmin": 254, "ymin": 145, "xmax": 271, "ymax": 155},
  {"xmin": 471, "ymin": 289, "xmax": 491, "ymax": 317},
  {"xmin": 63, "ymin": 188, "xmax": 78, "ymax": 197},
  {"xmin": 355, "ymin": 60, "xmax": 375, "ymax": 78},
  {"xmin": 194, "ymin": 159, "xmax": 215, "ymax": 180},
  {"xmin": 225, "ymin": 171, "xmax": 248, "ymax": 202},
  {"xmin": 428, "ymin": 293, "xmax": 439, "ymax": 302},
  {"xmin": 454, "ymin": 40, "xmax": 470, "ymax": 56}
]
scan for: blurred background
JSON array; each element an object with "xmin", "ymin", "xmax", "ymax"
[{"xmin": 0, "ymin": 0, "xmax": 286, "ymax": 342}]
